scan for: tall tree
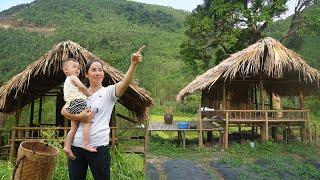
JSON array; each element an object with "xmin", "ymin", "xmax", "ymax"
[{"xmin": 180, "ymin": 0, "xmax": 288, "ymax": 73}]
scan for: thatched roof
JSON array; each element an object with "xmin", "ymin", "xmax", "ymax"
[
  {"xmin": 0, "ymin": 41, "xmax": 153, "ymax": 120},
  {"xmin": 177, "ymin": 37, "xmax": 320, "ymax": 101}
]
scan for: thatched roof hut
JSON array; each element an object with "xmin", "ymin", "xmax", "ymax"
[
  {"xmin": 0, "ymin": 40, "xmax": 153, "ymax": 120},
  {"xmin": 177, "ymin": 37, "xmax": 320, "ymax": 105}
]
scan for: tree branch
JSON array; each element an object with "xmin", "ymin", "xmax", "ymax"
[{"xmin": 280, "ymin": 0, "xmax": 315, "ymax": 43}]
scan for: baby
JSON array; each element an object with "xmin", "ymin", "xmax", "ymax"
[{"xmin": 62, "ymin": 58, "xmax": 96, "ymax": 159}]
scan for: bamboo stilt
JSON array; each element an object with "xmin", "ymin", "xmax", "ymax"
[
  {"xmin": 9, "ymin": 128, "xmax": 16, "ymax": 161},
  {"xmin": 224, "ymin": 112, "xmax": 229, "ymax": 149},
  {"xmin": 198, "ymin": 105, "xmax": 203, "ymax": 148}
]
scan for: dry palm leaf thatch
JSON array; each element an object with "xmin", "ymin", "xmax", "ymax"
[
  {"xmin": 0, "ymin": 40, "xmax": 153, "ymax": 120},
  {"xmin": 177, "ymin": 37, "xmax": 320, "ymax": 101}
]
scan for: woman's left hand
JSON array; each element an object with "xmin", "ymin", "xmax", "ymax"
[{"xmin": 131, "ymin": 45, "xmax": 146, "ymax": 64}]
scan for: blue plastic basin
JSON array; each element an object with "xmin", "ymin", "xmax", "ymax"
[{"xmin": 177, "ymin": 122, "xmax": 190, "ymax": 129}]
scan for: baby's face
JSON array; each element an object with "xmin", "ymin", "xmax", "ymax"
[{"xmin": 64, "ymin": 61, "xmax": 80, "ymax": 76}]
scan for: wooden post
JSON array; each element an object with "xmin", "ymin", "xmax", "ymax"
[
  {"xmin": 110, "ymin": 108, "xmax": 116, "ymax": 147},
  {"xmin": 38, "ymin": 97, "xmax": 43, "ymax": 125},
  {"xmin": 198, "ymin": 105, "xmax": 203, "ymax": 148},
  {"xmin": 30, "ymin": 97, "xmax": 35, "ymax": 126},
  {"xmin": 259, "ymin": 78, "xmax": 264, "ymax": 110},
  {"xmin": 270, "ymin": 92, "xmax": 277, "ymax": 140},
  {"xmin": 261, "ymin": 125, "xmax": 266, "ymax": 142},
  {"xmin": 307, "ymin": 112, "xmax": 312, "ymax": 143},
  {"xmin": 9, "ymin": 128, "xmax": 16, "ymax": 161},
  {"xmin": 315, "ymin": 124, "xmax": 318, "ymax": 146},
  {"xmin": 56, "ymin": 90, "xmax": 65, "ymax": 127},
  {"xmin": 224, "ymin": 111, "xmax": 229, "ymax": 149},
  {"xmin": 182, "ymin": 131, "xmax": 186, "ymax": 148},
  {"xmin": 143, "ymin": 119, "xmax": 149, "ymax": 173},
  {"xmin": 299, "ymin": 90, "xmax": 304, "ymax": 109},
  {"xmin": 265, "ymin": 111, "xmax": 269, "ymax": 141},
  {"xmin": 300, "ymin": 122, "xmax": 306, "ymax": 143},
  {"xmin": 298, "ymin": 90, "xmax": 307, "ymax": 143},
  {"xmin": 222, "ymin": 82, "xmax": 226, "ymax": 111},
  {"xmin": 15, "ymin": 95, "xmax": 22, "ymax": 126}
]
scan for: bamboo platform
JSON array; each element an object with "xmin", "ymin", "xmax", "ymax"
[{"xmin": 203, "ymin": 109, "xmax": 312, "ymax": 149}]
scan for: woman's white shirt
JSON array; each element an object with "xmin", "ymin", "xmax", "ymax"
[{"xmin": 72, "ymin": 85, "xmax": 118, "ymax": 147}]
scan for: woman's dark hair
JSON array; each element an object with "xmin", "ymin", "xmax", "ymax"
[{"xmin": 84, "ymin": 60, "xmax": 103, "ymax": 74}]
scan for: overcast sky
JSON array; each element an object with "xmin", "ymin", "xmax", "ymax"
[{"xmin": 0, "ymin": 0, "xmax": 296, "ymax": 18}]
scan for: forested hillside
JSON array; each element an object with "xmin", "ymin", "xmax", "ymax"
[
  {"xmin": 0, "ymin": 0, "xmax": 193, "ymax": 111},
  {"xmin": 0, "ymin": 0, "xmax": 319, "ymax": 113}
]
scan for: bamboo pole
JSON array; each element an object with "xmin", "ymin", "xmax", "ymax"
[
  {"xmin": 198, "ymin": 105, "xmax": 203, "ymax": 148},
  {"xmin": 259, "ymin": 78, "xmax": 264, "ymax": 110},
  {"xmin": 9, "ymin": 128, "xmax": 16, "ymax": 161},
  {"xmin": 38, "ymin": 97, "xmax": 43, "ymax": 125},
  {"xmin": 307, "ymin": 112, "xmax": 312, "ymax": 143},
  {"xmin": 265, "ymin": 111, "xmax": 269, "ymax": 141},
  {"xmin": 299, "ymin": 90, "xmax": 307, "ymax": 143},
  {"xmin": 315, "ymin": 124, "xmax": 318, "ymax": 146},
  {"xmin": 224, "ymin": 112, "xmax": 229, "ymax": 149},
  {"xmin": 30, "ymin": 98, "xmax": 35, "ymax": 126},
  {"xmin": 143, "ymin": 119, "xmax": 149, "ymax": 174},
  {"xmin": 111, "ymin": 108, "xmax": 116, "ymax": 147},
  {"xmin": 222, "ymin": 82, "xmax": 226, "ymax": 109},
  {"xmin": 15, "ymin": 95, "xmax": 22, "ymax": 126}
]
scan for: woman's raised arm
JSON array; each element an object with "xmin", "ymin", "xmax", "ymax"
[{"xmin": 116, "ymin": 45, "xmax": 146, "ymax": 97}]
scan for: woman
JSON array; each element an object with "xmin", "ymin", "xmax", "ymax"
[{"xmin": 61, "ymin": 46, "xmax": 146, "ymax": 180}]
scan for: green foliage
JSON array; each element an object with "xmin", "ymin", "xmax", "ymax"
[
  {"xmin": 0, "ymin": 161, "xmax": 13, "ymax": 180},
  {"xmin": 180, "ymin": 0, "xmax": 287, "ymax": 73},
  {"xmin": 111, "ymin": 146, "xmax": 145, "ymax": 180}
]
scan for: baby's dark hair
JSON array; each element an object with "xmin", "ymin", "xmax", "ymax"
[
  {"xmin": 62, "ymin": 58, "xmax": 79, "ymax": 69},
  {"xmin": 84, "ymin": 60, "xmax": 103, "ymax": 74}
]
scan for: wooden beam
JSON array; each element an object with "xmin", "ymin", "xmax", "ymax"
[{"xmin": 116, "ymin": 113, "xmax": 138, "ymax": 124}]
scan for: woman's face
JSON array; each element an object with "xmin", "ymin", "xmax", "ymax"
[{"xmin": 86, "ymin": 62, "xmax": 104, "ymax": 86}]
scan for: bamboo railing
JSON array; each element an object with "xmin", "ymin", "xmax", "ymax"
[{"xmin": 201, "ymin": 109, "xmax": 311, "ymax": 149}]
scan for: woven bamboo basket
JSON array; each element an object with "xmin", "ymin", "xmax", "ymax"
[{"xmin": 13, "ymin": 141, "xmax": 59, "ymax": 180}]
